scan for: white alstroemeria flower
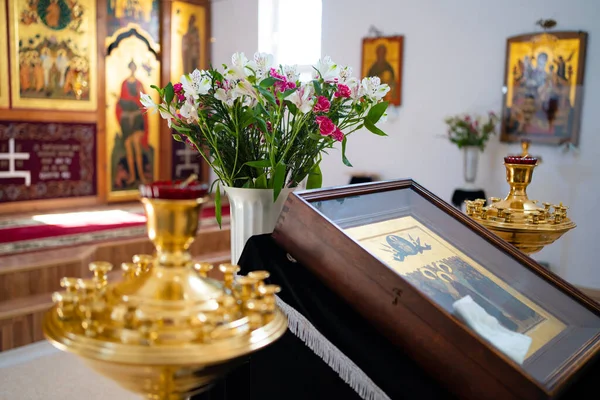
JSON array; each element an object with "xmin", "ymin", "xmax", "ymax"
[
  {"xmin": 139, "ymin": 92, "xmax": 158, "ymax": 113},
  {"xmin": 248, "ymin": 52, "xmax": 274, "ymax": 79},
  {"xmin": 359, "ymin": 77, "xmax": 390, "ymax": 101},
  {"xmin": 214, "ymin": 80, "xmax": 239, "ymax": 106},
  {"xmin": 232, "ymin": 79, "xmax": 259, "ymax": 99},
  {"xmin": 338, "ymin": 66, "xmax": 353, "ymax": 84},
  {"xmin": 346, "ymin": 77, "xmax": 361, "ymax": 100},
  {"xmin": 214, "ymin": 88, "xmax": 235, "ymax": 106},
  {"xmin": 159, "ymin": 104, "xmax": 177, "ymax": 128},
  {"xmin": 232, "ymin": 80, "xmax": 260, "ymax": 107},
  {"xmin": 180, "ymin": 69, "xmax": 211, "ymax": 99},
  {"xmin": 179, "ymin": 97, "xmax": 199, "ymax": 123},
  {"xmin": 313, "ymin": 56, "xmax": 340, "ymax": 81},
  {"xmin": 283, "ymin": 64, "xmax": 299, "ymax": 83},
  {"xmin": 225, "ymin": 52, "xmax": 250, "ymax": 80},
  {"xmin": 288, "ymin": 84, "xmax": 315, "ymax": 114}
]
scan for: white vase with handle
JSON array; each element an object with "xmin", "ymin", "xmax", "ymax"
[{"xmin": 224, "ymin": 187, "xmax": 295, "ymax": 264}]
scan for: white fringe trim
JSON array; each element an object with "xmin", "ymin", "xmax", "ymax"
[{"xmin": 276, "ymin": 296, "xmax": 391, "ymax": 400}]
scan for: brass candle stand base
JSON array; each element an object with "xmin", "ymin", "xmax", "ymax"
[
  {"xmin": 466, "ymin": 142, "xmax": 575, "ymax": 255},
  {"xmin": 43, "ymin": 180, "xmax": 287, "ymax": 399}
]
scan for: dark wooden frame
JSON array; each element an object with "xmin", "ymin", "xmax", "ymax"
[
  {"xmin": 500, "ymin": 31, "xmax": 588, "ymax": 146},
  {"xmin": 361, "ymin": 35, "xmax": 403, "ymax": 107},
  {"xmin": 273, "ymin": 179, "xmax": 600, "ymax": 400}
]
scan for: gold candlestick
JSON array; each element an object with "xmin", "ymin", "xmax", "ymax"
[
  {"xmin": 466, "ymin": 144, "xmax": 575, "ymax": 255},
  {"xmin": 43, "ymin": 180, "xmax": 287, "ymax": 399}
]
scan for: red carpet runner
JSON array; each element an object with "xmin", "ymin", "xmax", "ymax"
[{"xmin": 0, "ymin": 205, "xmax": 230, "ymax": 256}]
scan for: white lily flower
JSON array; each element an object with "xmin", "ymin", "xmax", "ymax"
[
  {"xmin": 180, "ymin": 69, "xmax": 211, "ymax": 99},
  {"xmin": 283, "ymin": 64, "xmax": 300, "ymax": 83},
  {"xmin": 338, "ymin": 66, "xmax": 353, "ymax": 84},
  {"xmin": 288, "ymin": 84, "xmax": 315, "ymax": 114},
  {"xmin": 359, "ymin": 76, "xmax": 390, "ymax": 101},
  {"xmin": 313, "ymin": 56, "xmax": 340, "ymax": 81},
  {"xmin": 346, "ymin": 77, "xmax": 361, "ymax": 100},
  {"xmin": 225, "ymin": 52, "xmax": 250, "ymax": 80},
  {"xmin": 179, "ymin": 97, "xmax": 199, "ymax": 123},
  {"xmin": 248, "ymin": 52, "xmax": 274, "ymax": 79},
  {"xmin": 158, "ymin": 104, "xmax": 177, "ymax": 128},
  {"xmin": 214, "ymin": 80, "xmax": 239, "ymax": 106},
  {"xmin": 139, "ymin": 92, "xmax": 158, "ymax": 113},
  {"xmin": 232, "ymin": 79, "xmax": 259, "ymax": 99}
]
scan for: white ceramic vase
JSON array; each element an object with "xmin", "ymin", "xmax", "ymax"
[
  {"xmin": 224, "ymin": 186, "xmax": 295, "ymax": 264},
  {"xmin": 462, "ymin": 146, "xmax": 480, "ymax": 189}
]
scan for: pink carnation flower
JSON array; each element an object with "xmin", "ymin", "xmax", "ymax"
[
  {"xmin": 332, "ymin": 127, "xmax": 344, "ymax": 142},
  {"xmin": 315, "ymin": 116, "xmax": 336, "ymax": 137},
  {"xmin": 313, "ymin": 96, "xmax": 330, "ymax": 113},
  {"xmin": 334, "ymin": 84, "xmax": 351, "ymax": 99},
  {"xmin": 270, "ymin": 68, "xmax": 296, "ymax": 92}
]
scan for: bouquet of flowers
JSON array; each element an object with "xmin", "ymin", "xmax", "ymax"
[
  {"xmin": 444, "ymin": 112, "xmax": 499, "ymax": 151},
  {"xmin": 141, "ymin": 52, "xmax": 390, "ymax": 224}
]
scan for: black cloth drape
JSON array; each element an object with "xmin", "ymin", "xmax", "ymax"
[{"xmin": 194, "ymin": 235, "xmax": 598, "ymax": 400}]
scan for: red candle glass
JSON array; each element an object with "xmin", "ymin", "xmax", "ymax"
[
  {"xmin": 139, "ymin": 180, "xmax": 209, "ymax": 200},
  {"xmin": 504, "ymin": 156, "xmax": 538, "ymax": 165}
]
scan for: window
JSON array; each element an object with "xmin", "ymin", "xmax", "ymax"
[{"xmin": 258, "ymin": 0, "xmax": 322, "ymax": 81}]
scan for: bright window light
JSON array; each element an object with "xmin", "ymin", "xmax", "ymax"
[{"xmin": 259, "ymin": 0, "xmax": 322, "ymax": 79}]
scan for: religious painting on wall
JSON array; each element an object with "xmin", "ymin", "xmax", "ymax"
[
  {"xmin": 0, "ymin": 121, "xmax": 96, "ymax": 202},
  {"xmin": 361, "ymin": 35, "xmax": 403, "ymax": 106},
  {"xmin": 8, "ymin": 0, "xmax": 97, "ymax": 110},
  {"xmin": 0, "ymin": 0, "xmax": 9, "ymax": 108},
  {"xmin": 106, "ymin": 0, "xmax": 159, "ymax": 51},
  {"xmin": 105, "ymin": 1, "xmax": 160, "ymax": 201},
  {"xmin": 170, "ymin": 1, "xmax": 208, "ymax": 81},
  {"xmin": 345, "ymin": 215, "xmax": 565, "ymax": 360},
  {"xmin": 500, "ymin": 31, "xmax": 587, "ymax": 146}
]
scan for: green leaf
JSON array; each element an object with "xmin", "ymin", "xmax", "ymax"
[
  {"xmin": 172, "ymin": 134, "xmax": 185, "ymax": 142},
  {"xmin": 306, "ymin": 163, "xmax": 323, "ymax": 189},
  {"xmin": 341, "ymin": 136, "xmax": 352, "ymax": 167},
  {"xmin": 213, "ymin": 122, "xmax": 230, "ymax": 135},
  {"xmin": 255, "ymin": 117, "xmax": 268, "ymax": 134},
  {"xmin": 366, "ymin": 101, "xmax": 389, "ymax": 124},
  {"xmin": 242, "ymin": 179, "xmax": 254, "ymax": 188},
  {"xmin": 255, "ymin": 174, "xmax": 268, "ymax": 189},
  {"xmin": 285, "ymin": 101, "xmax": 298, "ymax": 116},
  {"xmin": 245, "ymin": 160, "xmax": 271, "ymax": 168},
  {"xmin": 257, "ymin": 87, "xmax": 277, "ymax": 105},
  {"xmin": 278, "ymin": 87, "xmax": 298, "ymax": 100},
  {"xmin": 312, "ymin": 80, "xmax": 322, "ymax": 96},
  {"xmin": 150, "ymin": 85, "xmax": 164, "ymax": 96},
  {"xmin": 215, "ymin": 182, "xmax": 222, "ymax": 229},
  {"xmin": 364, "ymin": 119, "xmax": 388, "ymax": 136},
  {"xmin": 272, "ymin": 161, "xmax": 286, "ymax": 201},
  {"xmin": 259, "ymin": 77, "xmax": 277, "ymax": 88},
  {"xmin": 172, "ymin": 124, "xmax": 192, "ymax": 133},
  {"xmin": 164, "ymin": 82, "xmax": 175, "ymax": 104}
]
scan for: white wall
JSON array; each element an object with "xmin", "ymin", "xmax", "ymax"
[{"xmin": 212, "ymin": 0, "xmax": 600, "ymax": 288}]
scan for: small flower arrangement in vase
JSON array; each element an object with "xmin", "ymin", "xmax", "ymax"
[
  {"xmin": 141, "ymin": 52, "xmax": 390, "ymax": 263},
  {"xmin": 444, "ymin": 112, "xmax": 499, "ymax": 187}
]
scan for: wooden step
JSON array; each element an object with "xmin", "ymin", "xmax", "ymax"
[
  {"xmin": 0, "ymin": 249, "xmax": 231, "ymax": 352},
  {"xmin": 0, "ymin": 224, "xmax": 230, "ymax": 302}
]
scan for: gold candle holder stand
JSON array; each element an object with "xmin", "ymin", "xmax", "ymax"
[
  {"xmin": 43, "ymin": 180, "xmax": 287, "ymax": 399},
  {"xmin": 466, "ymin": 141, "xmax": 575, "ymax": 255}
]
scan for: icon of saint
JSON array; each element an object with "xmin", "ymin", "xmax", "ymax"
[
  {"xmin": 182, "ymin": 14, "xmax": 201, "ymax": 73},
  {"xmin": 115, "ymin": 60, "xmax": 150, "ymax": 185},
  {"xmin": 368, "ymin": 44, "xmax": 396, "ymax": 102},
  {"xmin": 45, "ymin": 0, "xmax": 61, "ymax": 28}
]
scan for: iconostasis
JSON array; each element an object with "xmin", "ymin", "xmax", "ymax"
[{"xmin": 0, "ymin": 0, "xmax": 210, "ymax": 211}]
